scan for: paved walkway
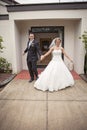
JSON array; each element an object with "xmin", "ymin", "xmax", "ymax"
[{"xmin": 0, "ymin": 78, "xmax": 87, "ymax": 130}]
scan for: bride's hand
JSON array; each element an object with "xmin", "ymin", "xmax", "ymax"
[
  {"xmin": 70, "ymin": 60, "xmax": 73, "ymax": 63},
  {"xmin": 40, "ymin": 55, "xmax": 45, "ymax": 61}
]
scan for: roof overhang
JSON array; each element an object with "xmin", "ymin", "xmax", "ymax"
[
  {"xmin": 6, "ymin": 2, "xmax": 87, "ymax": 12},
  {"xmin": 0, "ymin": 14, "xmax": 9, "ymax": 20},
  {"xmin": 1, "ymin": 0, "xmax": 19, "ymax": 5}
]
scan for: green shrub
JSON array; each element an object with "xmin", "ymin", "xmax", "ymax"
[
  {"xmin": 79, "ymin": 31, "xmax": 87, "ymax": 74},
  {"xmin": 0, "ymin": 57, "xmax": 11, "ymax": 73},
  {"xmin": 0, "ymin": 36, "xmax": 12, "ymax": 73}
]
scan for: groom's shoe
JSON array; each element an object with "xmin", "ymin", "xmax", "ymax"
[
  {"xmin": 36, "ymin": 76, "xmax": 39, "ymax": 80},
  {"xmin": 29, "ymin": 78, "xmax": 34, "ymax": 83},
  {"xmin": 36, "ymin": 77, "xmax": 39, "ymax": 80}
]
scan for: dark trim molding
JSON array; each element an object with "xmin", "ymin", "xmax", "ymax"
[
  {"xmin": 0, "ymin": 14, "xmax": 9, "ymax": 20},
  {"xmin": 31, "ymin": 26, "xmax": 64, "ymax": 33},
  {"xmin": 6, "ymin": 2, "xmax": 87, "ymax": 12},
  {"xmin": 1, "ymin": 0, "xmax": 19, "ymax": 4}
]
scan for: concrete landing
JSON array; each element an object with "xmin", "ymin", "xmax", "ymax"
[{"xmin": 0, "ymin": 79, "xmax": 87, "ymax": 130}]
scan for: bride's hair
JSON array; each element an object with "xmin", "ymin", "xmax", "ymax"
[
  {"xmin": 55, "ymin": 37, "xmax": 61, "ymax": 43},
  {"xmin": 49, "ymin": 37, "xmax": 61, "ymax": 48}
]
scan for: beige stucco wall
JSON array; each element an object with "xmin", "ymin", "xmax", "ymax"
[
  {"xmin": 0, "ymin": 1, "xmax": 8, "ymax": 14},
  {"xmin": 9, "ymin": 10, "xmax": 87, "ymax": 20},
  {"xmin": 0, "ymin": 20, "xmax": 12, "ymax": 65},
  {"xmin": 0, "ymin": 9, "xmax": 87, "ymax": 74}
]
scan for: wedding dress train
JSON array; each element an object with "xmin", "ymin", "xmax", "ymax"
[{"xmin": 34, "ymin": 49, "xmax": 74, "ymax": 91}]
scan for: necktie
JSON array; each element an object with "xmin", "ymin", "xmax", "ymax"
[{"xmin": 28, "ymin": 40, "xmax": 32, "ymax": 48}]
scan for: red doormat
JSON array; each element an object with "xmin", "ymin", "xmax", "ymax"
[{"xmin": 15, "ymin": 69, "xmax": 81, "ymax": 80}]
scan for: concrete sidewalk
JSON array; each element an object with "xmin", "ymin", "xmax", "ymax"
[{"xmin": 0, "ymin": 79, "xmax": 87, "ymax": 130}]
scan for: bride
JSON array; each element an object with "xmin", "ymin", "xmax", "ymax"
[{"xmin": 34, "ymin": 37, "xmax": 74, "ymax": 92}]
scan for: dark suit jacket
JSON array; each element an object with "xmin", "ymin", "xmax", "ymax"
[{"xmin": 24, "ymin": 39, "xmax": 42, "ymax": 62}]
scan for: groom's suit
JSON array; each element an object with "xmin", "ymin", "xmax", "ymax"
[{"xmin": 24, "ymin": 39, "xmax": 42, "ymax": 80}]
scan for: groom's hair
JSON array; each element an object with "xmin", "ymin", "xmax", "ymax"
[{"xmin": 29, "ymin": 32, "xmax": 35, "ymax": 36}]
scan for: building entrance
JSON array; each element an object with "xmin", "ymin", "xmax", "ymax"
[{"xmin": 30, "ymin": 26, "xmax": 64, "ymax": 66}]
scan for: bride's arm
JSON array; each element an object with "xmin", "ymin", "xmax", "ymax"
[
  {"xmin": 41, "ymin": 47, "xmax": 54, "ymax": 61},
  {"xmin": 61, "ymin": 47, "xmax": 73, "ymax": 62}
]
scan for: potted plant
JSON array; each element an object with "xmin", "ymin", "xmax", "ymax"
[{"xmin": 79, "ymin": 31, "xmax": 87, "ymax": 80}]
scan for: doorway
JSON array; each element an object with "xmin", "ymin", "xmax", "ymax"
[{"xmin": 30, "ymin": 26, "xmax": 64, "ymax": 66}]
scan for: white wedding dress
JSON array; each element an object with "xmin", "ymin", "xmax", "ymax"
[{"xmin": 34, "ymin": 49, "xmax": 74, "ymax": 91}]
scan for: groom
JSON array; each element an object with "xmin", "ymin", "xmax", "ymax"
[{"xmin": 23, "ymin": 32, "xmax": 42, "ymax": 82}]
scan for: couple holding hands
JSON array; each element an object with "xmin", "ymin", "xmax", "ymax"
[{"xmin": 23, "ymin": 32, "xmax": 74, "ymax": 92}]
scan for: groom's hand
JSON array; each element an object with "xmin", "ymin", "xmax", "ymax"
[{"xmin": 22, "ymin": 52, "xmax": 25, "ymax": 55}]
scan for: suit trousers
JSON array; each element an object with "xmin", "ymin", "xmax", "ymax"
[{"xmin": 27, "ymin": 60, "xmax": 38, "ymax": 79}]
